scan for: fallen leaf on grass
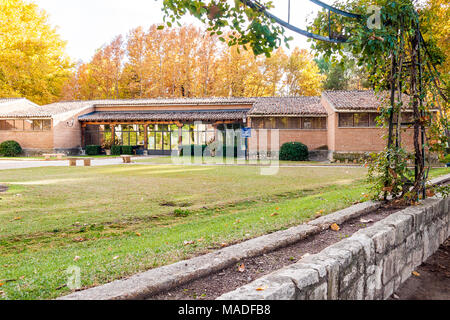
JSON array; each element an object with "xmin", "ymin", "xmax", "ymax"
[
  {"xmin": 270, "ymin": 212, "xmax": 279, "ymax": 217},
  {"xmin": 220, "ymin": 243, "xmax": 228, "ymax": 248},
  {"xmin": 72, "ymin": 237, "xmax": 86, "ymax": 242},
  {"xmin": 184, "ymin": 240, "xmax": 195, "ymax": 245},
  {"xmin": 73, "ymin": 256, "xmax": 80, "ymax": 261},
  {"xmin": 412, "ymin": 271, "xmax": 420, "ymax": 277},
  {"xmin": 0, "ymin": 283, "xmax": 3, "ymax": 287},
  {"xmin": 197, "ymin": 238, "xmax": 204, "ymax": 242},
  {"xmin": 238, "ymin": 264, "xmax": 246, "ymax": 273},
  {"xmin": 330, "ymin": 223, "xmax": 340, "ymax": 231},
  {"xmin": 135, "ymin": 232, "xmax": 142, "ymax": 237}
]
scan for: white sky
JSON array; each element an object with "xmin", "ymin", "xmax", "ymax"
[{"xmin": 35, "ymin": 0, "xmax": 322, "ymax": 63}]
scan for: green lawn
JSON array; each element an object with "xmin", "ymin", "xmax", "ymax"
[
  {"xmin": 0, "ymin": 164, "xmax": 448, "ymax": 300},
  {"xmin": 134, "ymin": 156, "xmax": 348, "ymax": 166},
  {"xmin": 0, "ymin": 155, "xmax": 127, "ymax": 161}
]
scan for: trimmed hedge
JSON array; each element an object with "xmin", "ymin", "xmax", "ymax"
[
  {"xmin": 86, "ymin": 145, "xmax": 101, "ymax": 156},
  {"xmin": 121, "ymin": 146, "xmax": 133, "ymax": 155},
  {"xmin": 111, "ymin": 145, "xmax": 121, "ymax": 155},
  {"xmin": 180, "ymin": 144, "xmax": 240, "ymax": 158},
  {"xmin": 279, "ymin": 142, "xmax": 308, "ymax": 161},
  {"xmin": 180, "ymin": 145, "xmax": 208, "ymax": 156},
  {"xmin": 0, "ymin": 140, "xmax": 22, "ymax": 157}
]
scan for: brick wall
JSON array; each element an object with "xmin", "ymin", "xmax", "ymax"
[
  {"xmin": 248, "ymin": 129, "xmax": 328, "ymax": 153},
  {"xmin": 0, "ymin": 130, "xmax": 53, "ymax": 150}
]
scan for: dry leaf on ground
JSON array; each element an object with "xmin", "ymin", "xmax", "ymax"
[
  {"xmin": 238, "ymin": 264, "xmax": 246, "ymax": 273},
  {"xmin": 412, "ymin": 271, "xmax": 420, "ymax": 277},
  {"xmin": 256, "ymin": 286, "xmax": 267, "ymax": 291},
  {"xmin": 330, "ymin": 223, "xmax": 340, "ymax": 231}
]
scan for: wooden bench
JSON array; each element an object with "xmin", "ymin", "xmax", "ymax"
[
  {"xmin": 121, "ymin": 155, "xmax": 132, "ymax": 163},
  {"xmin": 68, "ymin": 157, "xmax": 93, "ymax": 167},
  {"xmin": 43, "ymin": 153, "xmax": 65, "ymax": 160}
]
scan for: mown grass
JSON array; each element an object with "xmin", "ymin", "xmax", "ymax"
[
  {"xmin": 134, "ymin": 156, "xmax": 348, "ymax": 166},
  {"xmin": 0, "ymin": 164, "xmax": 447, "ymax": 300}
]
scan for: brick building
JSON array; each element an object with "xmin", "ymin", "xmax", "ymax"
[{"xmin": 0, "ymin": 91, "xmax": 434, "ymax": 160}]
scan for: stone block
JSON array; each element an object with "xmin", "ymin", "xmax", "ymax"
[
  {"xmin": 322, "ymin": 244, "xmax": 353, "ymax": 265},
  {"xmin": 276, "ymin": 265, "xmax": 319, "ymax": 290},
  {"xmin": 301, "ymin": 253, "xmax": 340, "ymax": 300},
  {"xmin": 379, "ymin": 213, "xmax": 414, "ymax": 246},
  {"xmin": 383, "ymin": 279, "xmax": 395, "ymax": 300},
  {"xmin": 306, "ymin": 282, "xmax": 328, "ymax": 300},
  {"xmin": 365, "ymin": 264, "xmax": 383, "ymax": 300},
  {"xmin": 217, "ymin": 274, "xmax": 297, "ymax": 300},
  {"xmin": 340, "ymin": 263, "xmax": 359, "ymax": 292},
  {"xmin": 351, "ymin": 233, "xmax": 376, "ymax": 266},
  {"xmin": 355, "ymin": 224, "xmax": 396, "ymax": 255}
]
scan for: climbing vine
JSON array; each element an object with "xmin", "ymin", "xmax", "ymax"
[
  {"xmin": 309, "ymin": 0, "xmax": 449, "ymax": 202},
  {"xmin": 161, "ymin": 0, "xmax": 449, "ymax": 202}
]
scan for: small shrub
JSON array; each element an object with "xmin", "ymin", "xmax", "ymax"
[
  {"xmin": 85, "ymin": 145, "xmax": 100, "ymax": 156},
  {"xmin": 279, "ymin": 142, "xmax": 309, "ymax": 161},
  {"xmin": 180, "ymin": 145, "xmax": 207, "ymax": 156},
  {"xmin": 111, "ymin": 145, "xmax": 121, "ymax": 155},
  {"xmin": 121, "ymin": 146, "xmax": 133, "ymax": 155},
  {"xmin": 0, "ymin": 140, "xmax": 22, "ymax": 157},
  {"xmin": 440, "ymin": 154, "xmax": 450, "ymax": 164},
  {"xmin": 174, "ymin": 209, "xmax": 191, "ymax": 217}
]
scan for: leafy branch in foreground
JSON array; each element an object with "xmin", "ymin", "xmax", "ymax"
[{"xmin": 159, "ymin": 0, "xmax": 291, "ymax": 56}]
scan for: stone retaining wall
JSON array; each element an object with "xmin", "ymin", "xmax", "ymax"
[{"xmin": 218, "ymin": 196, "xmax": 450, "ymax": 300}]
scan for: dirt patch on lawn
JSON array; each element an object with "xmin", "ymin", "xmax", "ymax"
[
  {"xmin": 0, "ymin": 184, "xmax": 8, "ymax": 193},
  {"xmin": 149, "ymin": 203, "xmax": 404, "ymax": 300},
  {"xmin": 390, "ymin": 238, "xmax": 450, "ymax": 300}
]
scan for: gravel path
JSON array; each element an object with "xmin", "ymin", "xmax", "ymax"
[{"xmin": 0, "ymin": 157, "xmax": 157, "ymax": 170}]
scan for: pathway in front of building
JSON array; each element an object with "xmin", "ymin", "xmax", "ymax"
[{"xmin": 0, "ymin": 158, "xmax": 138, "ymax": 170}]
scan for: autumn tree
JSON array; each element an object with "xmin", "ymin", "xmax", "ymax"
[
  {"xmin": 283, "ymin": 48, "xmax": 325, "ymax": 96},
  {"xmin": 64, "ymin": 24, "xmax": 326, "ymax": 100},
  {"xmin": 0, "ymin": 0, "xmax": 72, "ymax": 104}
]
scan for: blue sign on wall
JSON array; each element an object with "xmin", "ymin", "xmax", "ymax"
[{"xmin": 241, "ymin": 127, "xmax": 252, "ymax": 138}]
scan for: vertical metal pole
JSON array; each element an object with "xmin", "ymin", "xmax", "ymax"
[
  {"xmin": 417, "ymin": 22, "xmax": 426, "ymax": 199},
  {"xmin": 288, "ymin": 0, "xmax": 291, "ymax": 24}
]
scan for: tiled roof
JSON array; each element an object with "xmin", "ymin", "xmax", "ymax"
[
  {"xmin": 323, "ymin": 90, "xmax": 411, "ymax": 111},
  {"xmin": 0, "ymin": 98, "xmax": 25, "ymax": 103},
  {"xmin": 0, "ymin": 98, "xmax": 255, "ymax": 118},
  {"xmin": 248, "ymin": 97, "xmax": 326, "ymax": 116},
  {"xmin": 0, "ymin": 98, "xmax": 40, "ymax": 117},
  {"xmin": 78, "ymin": 110, "xmax": 250, "ymax": 122}
]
